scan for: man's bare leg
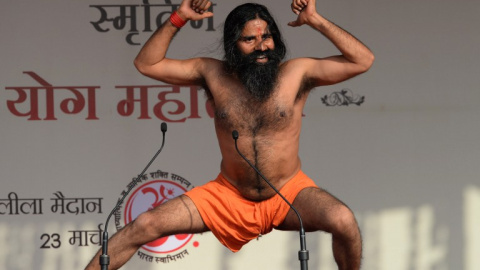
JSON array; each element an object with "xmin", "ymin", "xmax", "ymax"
[
  {"xmin": 85, "ymin": 195, "xmax": 208, "ymax": 270},
  {"xmin": 277, "ymin": 187, "xmax": 362, "ymax": 270}
]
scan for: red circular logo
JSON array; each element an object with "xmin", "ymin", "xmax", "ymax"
[{"xmin": 124, "ymin": 180, "xmax": 193, "ymax": 254}]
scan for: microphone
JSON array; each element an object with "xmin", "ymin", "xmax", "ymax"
[
  {"xmin": 232, "ymin": 130, "xmax": 309, "ymax": 270},
  {"xmin": 100, "ymin": 122, "xmax": 168, "ymax": 270}
]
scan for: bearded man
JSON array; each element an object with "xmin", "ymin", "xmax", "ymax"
[{"xmin": 85, "ymin": 0, "xmax": 374, "ymax": 269}]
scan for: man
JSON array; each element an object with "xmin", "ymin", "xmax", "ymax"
[{"xmin": 86, "ymin": 0, "xmax": 374, "ymax": 269}]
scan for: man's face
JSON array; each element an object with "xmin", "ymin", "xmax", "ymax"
[
  {"xmin": 236, "ymin": 19, "xmax": 275, "ymax": 63},
  {"xmin": 229, "ymin": 18, "xmax": 283, "ymax": 101}
]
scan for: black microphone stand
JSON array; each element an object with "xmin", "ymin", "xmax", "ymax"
[
  {"xmin": 100, "ymin": 123, "xmax": 168, "ymax": 270},
  {"xmin": 232, "ymin": 130, "xmax": 309, "ymax": 270}
]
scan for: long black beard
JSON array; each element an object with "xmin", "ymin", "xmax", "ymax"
[{"xmin": 233, "ymin": 49, "xmax": 282, "ymax": 101}]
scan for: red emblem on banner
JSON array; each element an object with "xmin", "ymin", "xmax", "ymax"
[{"xmin": 124, "ymin": 180, "xmax": 193, "ymax": 254}]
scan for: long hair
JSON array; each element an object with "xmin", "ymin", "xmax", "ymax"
[{"xmin": 223, "ymin": 3, "xmax": 287, "ymax": 72}]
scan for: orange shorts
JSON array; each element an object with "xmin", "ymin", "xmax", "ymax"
[{"xmin": 184, "ymin": 170, "xmax": 317, "ymax": 252}]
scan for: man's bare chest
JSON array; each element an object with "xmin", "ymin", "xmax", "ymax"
[
  {"xmin": 205, "ymin": 67, "xmax": 306, "ymax": 134},
  {"xmin": 213, "ymin": 91, "xmax": 295, "ymax": 135}
]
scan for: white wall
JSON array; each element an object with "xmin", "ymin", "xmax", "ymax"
[{"xmin": 1, "ymin": 0, "xmax": 479, "ymax": 269}]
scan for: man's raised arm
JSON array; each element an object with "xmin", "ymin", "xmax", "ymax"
[
  {"xmin": 133, "ymin": 0, "xmax": 213, "ymax": 85},
  {"xmin": 288, "ymin": 0, "xmax": 375, "ymax": 86}
]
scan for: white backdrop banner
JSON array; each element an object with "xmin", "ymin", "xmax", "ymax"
[{"xmin": 1, "ymin": 0, "xmax": 479, "ymax": 269}]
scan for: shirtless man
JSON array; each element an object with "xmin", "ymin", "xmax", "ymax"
[{"xmin": 86, "ymin": 0, "xmax": 374, "ymax": 269}]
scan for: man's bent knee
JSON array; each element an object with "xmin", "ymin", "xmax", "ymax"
[
  {"xmin": 130, "ymin": 211, "xmax": 164, "ymax": 242},
  {"xmin": 330, "ymin": 205, "xmax": 360, "ymax": 239}
]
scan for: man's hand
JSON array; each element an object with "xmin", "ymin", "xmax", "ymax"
[
  {"xmin": 177, "ymin": 0, "xmax": 213, "ymax": 22},
  {"xmin": 288, "ymin": 0, "xmax": 317, "ymax": 27}
]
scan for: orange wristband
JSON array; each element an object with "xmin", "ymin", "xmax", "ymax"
[{"xmin": 170, "ymin": 11, "xmax": 187, "ymax": 28}]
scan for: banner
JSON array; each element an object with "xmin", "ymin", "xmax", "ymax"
[{"xmin": 1, "ymin": 0, "xmax": 479, "ymax": 269}]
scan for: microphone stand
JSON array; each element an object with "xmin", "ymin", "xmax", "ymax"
[
  {"xmin": 232, "ymin": 130, "xmax": 309, "ymax": 270},
  {"xmin": 100, "ymin": 123, "xmax": 168, "ymax": 270}
]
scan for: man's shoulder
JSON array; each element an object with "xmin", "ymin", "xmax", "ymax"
[
  {"xmin": 195, "ymin": 57, "xmax": 226, "ymax": 75},
  {"xmin": 197, "ymin": 57, "xmax": 224, "ymax": 67},
  {"xmin": 279, "ymin": 58, "xmax": 312, "ymax": 77},
  {"xmin": 280, "ymin": 57, "xmax": 311, "ymax": 68}
]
